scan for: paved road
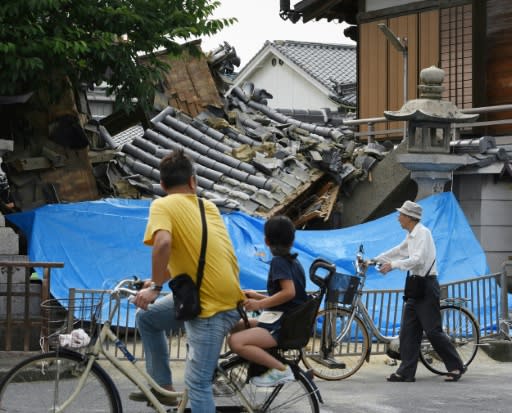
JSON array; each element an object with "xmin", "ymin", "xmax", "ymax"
[
  {"xmin": 107, "ymin": 352, "xmax": 510, "ymax": 413},
  {"xmin": 1, "ymin": 351, "xmax": 510, "ymax": 412},
  {"xmin": 316, "ymin": 352, "xmax": 510, "ymax": 413}
]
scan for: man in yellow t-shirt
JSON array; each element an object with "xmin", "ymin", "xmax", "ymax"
[{"xmin": 133, "ymin": 149, "xmax": 244, "ymax": 412}]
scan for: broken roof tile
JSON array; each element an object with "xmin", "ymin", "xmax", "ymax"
[{"xmin": 108, "ymin": 97, "xmax": 371, "ymax": 219}]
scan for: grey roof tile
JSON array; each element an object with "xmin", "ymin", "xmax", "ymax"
[
  {"xmin": 270, "ymin": 40, "xmax": 356, "ymax": 97},
  {"xmin": 111, "ymin": 98, "xmax": 372, "ymax": 217},
  {"xmin": 451, "ymin": 136, "xmax": 512, "ymax": 175}
]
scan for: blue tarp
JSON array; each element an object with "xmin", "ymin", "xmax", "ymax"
[{"xmin": 7, "ymin": 191, "xmax": 489, "ymax": 301}]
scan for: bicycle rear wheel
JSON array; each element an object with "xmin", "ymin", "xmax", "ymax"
[
  {"xmin": 213, "ymin": 355, "xmax": 320, "ymax": 413},
  {"xmin": 0, "ymin": 349, "xmax": 121, "ymax": 412},
  {"xmin": 419, "ymin": 305, "xmax": 480, "ymax": 375},
  {"xmin": 302, "ymin": 307, "xmax": 370, "ymax": 380}
]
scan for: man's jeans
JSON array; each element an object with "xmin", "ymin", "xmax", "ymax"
[
  {"xmin": 136, "ymin": 294, "xmax": 184, "ymax": 386},
  {"xmin": 185, "ymin": 309, "xmax": 240, "ymax": 413}
]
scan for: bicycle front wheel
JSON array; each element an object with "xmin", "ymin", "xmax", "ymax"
[
  {"xmin": 213, "ymin": 355, "xmax": 320, "ymax": 413},
  {"xmin": 302, "ymin": 308, "xmax": 370, "ymax": 380},
  {"xmin": 419, "ymin": 305, "xmax": 480, "ymax": 375},
  {"xmin": 0, "ymin": 349, "xmax": 121, "ymax": 412}
]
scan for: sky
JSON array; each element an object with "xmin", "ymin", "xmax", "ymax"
[{"xmin": 200, "ymin": 0, "xmax": 355, "ymax": 68}]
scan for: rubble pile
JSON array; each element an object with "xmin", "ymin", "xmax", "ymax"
[{"xmin": 94, "ymin": 82, "xmax": 389, "ymax": 224}]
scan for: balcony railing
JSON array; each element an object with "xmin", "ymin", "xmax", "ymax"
[{"xmin": 343, "ymin": 103, "xmax": 512, "ymax": 142}]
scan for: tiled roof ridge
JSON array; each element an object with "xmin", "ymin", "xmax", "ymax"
[{"xmin": 271, "ymin": 39, "xmax": 355, "ymax": 49}]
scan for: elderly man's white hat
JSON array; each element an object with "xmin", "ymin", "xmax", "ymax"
[{"xmin": 396, "ymin": 200, "xmax": 422, "ymax": 220}]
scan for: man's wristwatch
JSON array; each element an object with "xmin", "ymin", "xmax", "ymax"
[{"xmin": 149, "ymin": 282, "xmax": 163, "ymax": 292}]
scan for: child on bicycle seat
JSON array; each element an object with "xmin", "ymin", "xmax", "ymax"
[{"xmin": 228, "ymin": 215, "xmax": 308, "ymax": 387}]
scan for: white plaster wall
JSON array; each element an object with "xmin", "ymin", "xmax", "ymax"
[{"xmin": 242, "ymin": 55, "xmax": 337, "ymax": 110}]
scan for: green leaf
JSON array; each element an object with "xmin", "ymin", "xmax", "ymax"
[{"xmin": 0, "ymin": 0, "xmax": 233, "ymax": 107}]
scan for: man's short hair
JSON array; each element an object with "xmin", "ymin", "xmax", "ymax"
[{"xmin": 159, "ymin": 149, "xmax": 194, "ymax": 188}]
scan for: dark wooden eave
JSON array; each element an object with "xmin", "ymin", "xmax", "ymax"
[{"xmin": 292, "ymin": 0, "xmax": 358, "ymax": 24}]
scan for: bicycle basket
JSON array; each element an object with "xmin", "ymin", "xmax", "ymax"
[
  {"xmin": 326, "ymin": 273, "xmax": 360, "ymax": 305},
  {"xmin": 40, "ymin": 294, "xmax": 104, "ymax": 349}
]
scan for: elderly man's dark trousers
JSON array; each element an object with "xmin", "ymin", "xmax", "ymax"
[{"xmin": 396, "ymin": 276, "xmax": 464, "ymax": 379}]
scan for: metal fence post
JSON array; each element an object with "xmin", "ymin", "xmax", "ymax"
[
  {"xmin": 68, "ymin": 288, "xmax": 76, "ymax": 333},
  {"xmin": 500, "ymin": 261, "xmax": 512, "ymax": 336}
]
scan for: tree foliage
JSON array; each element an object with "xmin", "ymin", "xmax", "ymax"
[{"xmin": 0, "ymin": 0, "xmax": 234, "ymax": 111}]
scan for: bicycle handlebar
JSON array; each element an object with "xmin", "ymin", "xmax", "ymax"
[{"xmin": 111, "ymin": 277, "xmax": 145, "ymax": 298}]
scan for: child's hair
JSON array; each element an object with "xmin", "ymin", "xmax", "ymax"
[{"xmin": 264, "ymin": 215, "xmax": 295, "ymax": 256}]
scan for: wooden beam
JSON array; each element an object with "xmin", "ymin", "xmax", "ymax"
[{"xmin": 10, "ymin": 157, "xmax": 52, "ymax": 172}]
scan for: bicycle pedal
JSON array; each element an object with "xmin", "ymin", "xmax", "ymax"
[{"xmin": 309, "ymin": 355, "xmax": 346, "ymax": 369}]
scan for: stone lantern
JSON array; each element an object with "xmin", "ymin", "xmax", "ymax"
[{"xmin": 383, "ymin": 66, "xmax": 479, "ymax": 199}]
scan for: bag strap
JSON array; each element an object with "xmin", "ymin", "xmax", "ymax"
[
  {"xmin": 196, "ymin": 197, "xmax": 208, "ymax": 290},
  {"xmin": 406, "ymin": 259, "xmax": 436, "ymax": 277},
  {"xmin": 424, "ymin": 259, "xmax": 435, "ymax": 277}
]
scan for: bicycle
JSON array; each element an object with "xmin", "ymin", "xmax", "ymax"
[
  {"xmin": 301, "ymin": 245, "xmax": 480, "ymax": 381},
  {"xmin": 0, "ymin": 273, "xmax": 326, "ymax": 413}
]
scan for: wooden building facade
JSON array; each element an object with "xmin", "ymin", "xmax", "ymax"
[{"xmin": 288, "ymin": 0, "xmax": 512, "ymax": 138}]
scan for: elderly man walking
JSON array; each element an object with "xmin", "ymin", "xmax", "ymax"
[{"xmin": 374, "ymin": 200, "xmax": 465, "ymax": 383}]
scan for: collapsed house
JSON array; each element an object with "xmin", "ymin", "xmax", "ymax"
[
  {"xmin": 1, "ymin": 40, "xmax": 390, "ymax": 229},
  {"xmin": 100, "ymin": 94, "xmax": 389, "ymax": 227}
]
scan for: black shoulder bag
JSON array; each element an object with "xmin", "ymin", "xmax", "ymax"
[
  {"xmin": 169, "ymin": 198, "xmax": 207, "ymax": 321},
  {"xmin": 403, "ymin": 260, "xmax": 435, "ymax": 300}
]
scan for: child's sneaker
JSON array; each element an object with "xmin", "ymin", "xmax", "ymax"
[{"xmin": 250, "ymin": 366, "xmax": 295, "ymax": 387}]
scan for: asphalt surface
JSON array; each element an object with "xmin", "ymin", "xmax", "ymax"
[{"xmin": 1, "ymin": 350, "xmax": 510, "ymax": 412}]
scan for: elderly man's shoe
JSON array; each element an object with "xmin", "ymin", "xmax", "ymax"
[{"xmin": 386, "ymin": 373, "xmax": 415, "ymax": 382}]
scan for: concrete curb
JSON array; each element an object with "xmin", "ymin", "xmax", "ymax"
[{"xmin": 479, "ymin": 339, "xmax": 512, "ymax": 362}]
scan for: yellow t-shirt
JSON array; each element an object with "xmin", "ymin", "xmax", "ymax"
[{"xmin": 144, "ymin": 194, "xmax": 244, "ymax": 318}]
